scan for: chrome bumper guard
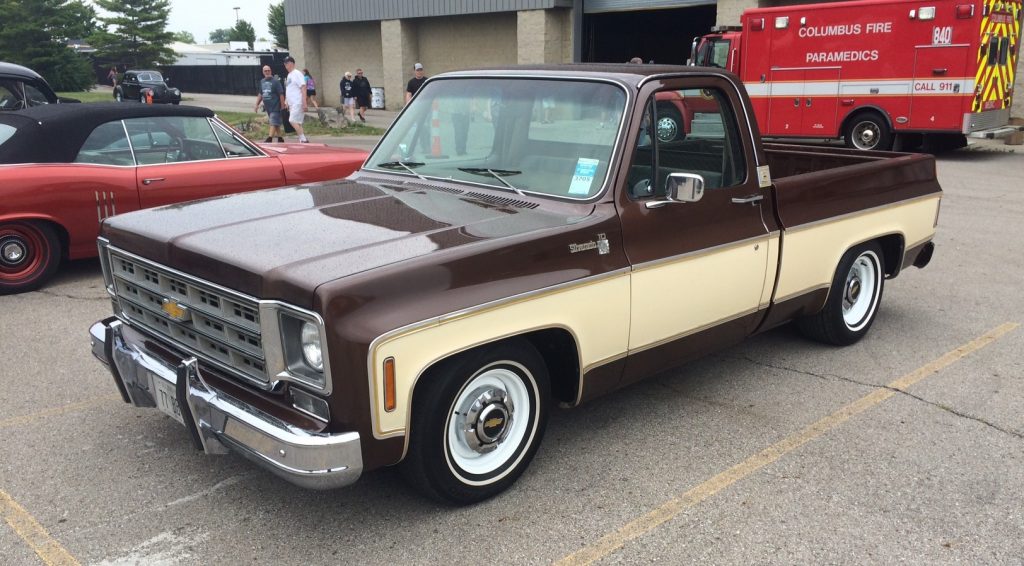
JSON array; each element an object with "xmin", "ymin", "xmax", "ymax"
[{"xmin": 89, "ymin": 317, "xmax": 362, "ymax": 490}]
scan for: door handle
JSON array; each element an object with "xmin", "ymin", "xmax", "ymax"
[
  {"xmin": 805, "ymin": 98, "xmax": 812, "ymax": 107},
  {"xmin": 731, "ymin": 194, "xmax": 764, "ymax": 206},
  {"xmin": 932, "ymin": 68, "xmax": 948, "ymax": 75},
  {"xmin": 142, "ymin": 177, "xmax": 165, "ymax": 185},
  {"xmin": 793, "ymin": 98, "xmax": 800, "ymax": 107}
]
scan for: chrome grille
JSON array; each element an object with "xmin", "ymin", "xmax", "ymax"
[{"xmin": 109, "ymin": 250, "xmax": 268, "ymax": 385}]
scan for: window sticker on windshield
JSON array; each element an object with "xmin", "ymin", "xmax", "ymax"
[{"xmin": 569, "ymin": 158, "xmax": 600, "ymax": 195}]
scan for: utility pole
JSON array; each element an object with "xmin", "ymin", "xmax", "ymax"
[{"xmin": 233, "ymin": 7, "xmax": 240, "ymax": 22}]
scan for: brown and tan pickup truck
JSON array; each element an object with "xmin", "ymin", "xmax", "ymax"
[{"xmin": 89, "ymin": 64, "xmax": 940, "ymax": 504}]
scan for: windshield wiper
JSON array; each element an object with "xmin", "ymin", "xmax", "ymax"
[
  {"xmin": 457, "ymin": 168, "xmax": 525, "ymax": 196},
  {"xmin": 376, "ymin": 160, "xmax": 427, "ymax": 180}
]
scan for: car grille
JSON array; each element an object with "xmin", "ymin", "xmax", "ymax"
[{"xmin": 108, "ymin": 249, "xmax": 268, "ymax": 385}]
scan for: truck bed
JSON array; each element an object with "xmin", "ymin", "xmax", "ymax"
[{"xmin": 765, "ymin": 143, "xmax": 940, "ymax": 229}]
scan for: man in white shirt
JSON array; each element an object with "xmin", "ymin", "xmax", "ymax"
[{"xmin": 283, "ymin": 56, "xmax": 308, "ymax": 142}]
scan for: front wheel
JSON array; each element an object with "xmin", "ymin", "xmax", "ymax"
[
  {"xmin": 844, "ymin": 112, "xmax": 893, "ymax": 151},
  {"xmin": 114, "ymin": 89, "xmax": 123, "ymax": 102},
  {"xmin": 401, "ymin": 339, "xmax": 550, "ymax": 505},
  {"xmin": 797, "ymin": 242, "xmax": 885, "ymax": 346},
  {"xmin": 0, "ymin": 221, "xmax": 61, "ymax": 295}
]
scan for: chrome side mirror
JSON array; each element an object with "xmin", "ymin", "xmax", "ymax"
[{"xmin": 646, "ymin": 173, "xmax": 705, "ymax": 208}]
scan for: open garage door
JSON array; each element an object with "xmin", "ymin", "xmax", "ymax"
[{"xmin": 582, "ymin": 2, "xmax": 717, "ymax": 65}]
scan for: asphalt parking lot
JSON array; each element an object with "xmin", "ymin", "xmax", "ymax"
[{"xmin": 2, "ymin": 140, "xmax": 1022, "ymax": 565}]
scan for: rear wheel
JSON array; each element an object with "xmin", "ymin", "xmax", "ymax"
[
  {"xmin": 0, "ymin": 221, "xmax": 61, "ymax": 295},
  {"xmin": 844, "ymin": 111, "xmax": 892, "ymax": 151},
  {"xmin": 401, "ymin": 339, "xmax": 550, "ymax": 505},
  {"xmin": 114, "ymin": 89, "xmax": 123, "ymax": 102},
  {"xmin": 797, "ymin": 242, "xmax": 885, "ymax": 346}
]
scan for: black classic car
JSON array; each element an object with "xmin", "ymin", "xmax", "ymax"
[
  {"xmin": 114, "ymin": 70, "xmax": 181, "ymax": 104},
  {"xmin": 0, "ymin": 62, "xmax": 79, "ymax": 111}
]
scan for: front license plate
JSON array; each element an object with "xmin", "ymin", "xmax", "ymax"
[{"xmin": 152, "ymin": 374, "xmax": 186, "ymax": 426}]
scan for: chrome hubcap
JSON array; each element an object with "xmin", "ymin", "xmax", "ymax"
[
  {"xmin": 1, "ymin": 240, "xmax": 26, "ymax": 266},
  {"xmin": 842, "ymin": 252, "xmax": 879, "ymax": 329},
  {"xmin": 457, "ymin": 386, "xmax": 514, "ymax": 454},
  {"xmin": 656, "ymin": 116, "xmax": 678, "ymax": 142},
  {"xmin": 853, "ymin": 121, "xmax": 879, "ymax": 149}
]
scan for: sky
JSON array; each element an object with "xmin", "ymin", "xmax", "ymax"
[{"xmin": 90, "ymin": 0, "xmax": 276, "ymax": 44}]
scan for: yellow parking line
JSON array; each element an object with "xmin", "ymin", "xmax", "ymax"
[
  {"xmin": 0, "ymin": 490, "xmax": 80, "ymax": 566},
  {"xmin": 0, "ymin": 395, "xmax": 121, "ymax": 430},
  {"xmin": 555, "ymin": 322, "xmax": 1019, "ymax": 566}
]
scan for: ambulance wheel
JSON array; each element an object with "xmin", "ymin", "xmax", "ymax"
[
  {"xmin": 655, "ymin": 104, "xmax": 684, "ymax": 142},
  {"xmin": 845, "ymin": 111, "xmax": 892, "ymax": 151}
]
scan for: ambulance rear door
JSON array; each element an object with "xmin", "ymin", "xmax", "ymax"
[{"xmin": 910, "ymin": 43, "xmax": 971, "ymax": 130}]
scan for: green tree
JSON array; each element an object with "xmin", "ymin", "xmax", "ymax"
[
  {"xmin": 229, "ymin": 19, "xmax": 256, "ymax": 50},
  {"xmin": 267, "ymin": 2, "xmax": 288, "ymax": 48},
  {"xmin": 90, "ymin": 0, "xmax": 176, "ymax": 70},
  {"xmin": 0, "ymin": 0, "xmax": 95, "ymax": 91},
  {"xmin": 171, "ymin": 30, "xmax": 195, "ymax": 44},
  {"xmin": 209, "ymin": 28, "xmax": 232, "ymax": 43}
]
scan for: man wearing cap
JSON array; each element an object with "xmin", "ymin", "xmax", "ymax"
[
  {"xmin": 405, "ymin": 63, "xmax": 427, "ymax": 104},
  {"xmin": 282, "ymin": 56, "xmax": 308, "ymax": 142}
]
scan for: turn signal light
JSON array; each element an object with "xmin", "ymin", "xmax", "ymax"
[
  {"xmin": 384, "ymin": 357, "xmax": 397, "ymax": 412},
  {"xmin": 750, "ymin": 18, "xmax": 765, "ymax": 31}
]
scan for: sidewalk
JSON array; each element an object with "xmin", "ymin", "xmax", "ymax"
[{"xmin": 184, "ymin": 91, "xmax": 399, "ymax": 131}]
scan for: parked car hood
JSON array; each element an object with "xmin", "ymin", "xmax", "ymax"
[
  {"xmin": 260, "ymin": 143, "xmax": 367, "ymax": 156},
  {"xmin": 101, "ymin": 177, "xmax": 590, "ymax": 306}
]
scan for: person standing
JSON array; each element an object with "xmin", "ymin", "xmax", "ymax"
[
  {"xmin": 107, "ymin": 67, "xmax": 117, "ymax": 87},
  {"xmin": 303, "ymin": 69, "xmax": 319, "ymax": 109},
  {"xmin": 352, "ymin": 68, "xmax": 371, "ymax": 122},
  {"xmin": 405, "ymin": 62, "xmax": 427, "ymax": 104},
  {"xmin": 283, "ymin": 57, "xmax": 308, "ymax": 142},
  {"xmin": 254, "ymin": 65, "xmax": 285, "ymax": 143},
  {"xmin": 339, "ymin": 71, "xmax": 356, "ymax": 121}
]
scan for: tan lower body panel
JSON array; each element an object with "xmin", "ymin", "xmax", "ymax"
[
  {"xmin": 370, "ymin": 274, "xmax": 631, "ymax": 438},
  {"xmin": 775, "ymin": 196, "xmax": 940, "ymax": 301},
  {"xmin": 629, "ymin": 237, "xmax": 771, "ymax": 351}
]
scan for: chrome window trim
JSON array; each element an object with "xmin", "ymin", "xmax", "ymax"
[
  {"xmin": 118, "ymin": 119, "xmax": 137, "ymax": 165},
  {"xmin": 208, "ymin": 116, "xmax": 267, "ymax": 158},
  {"xmin": 363, "ymin": 75, "xmax": 633, "ymax": 204}
]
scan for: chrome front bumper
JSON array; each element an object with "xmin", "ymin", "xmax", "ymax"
[{"xmin": 89, "ymin": 317, "xmax": 362, "ymax": 490}]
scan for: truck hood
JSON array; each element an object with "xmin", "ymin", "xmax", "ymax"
[{"xmin": 101, "ymin": 177, "xmax": 589, "ymax": 306}]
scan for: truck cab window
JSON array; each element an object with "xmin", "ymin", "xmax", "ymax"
[{"xmin": 628, "ymin": 87, "xmax": 746, "ymax": 199}]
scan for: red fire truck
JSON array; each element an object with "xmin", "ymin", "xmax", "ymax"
[{"xmin": 691, "ymin": 0, "xmax": 1022, "ymax": 150}]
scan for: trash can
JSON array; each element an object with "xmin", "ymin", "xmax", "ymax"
[
  {"xmin": 282, "ymin": 107, "xmax": 295, "ymax": 133},
  {"xmin": 371, "ymin": 87, "xmax": 385, "ymax": 109}
]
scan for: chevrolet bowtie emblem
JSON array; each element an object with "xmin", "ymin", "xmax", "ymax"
[
  {"xmin": 484, "ymin": 417, "xmax": 504, "ymax": 429},
  {"xmin": 161, "ymin": 298, "xmax": 190, "ymax": 322}
]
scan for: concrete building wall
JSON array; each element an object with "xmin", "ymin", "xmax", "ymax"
[
  {"xmin": 315, "ymin": 21, "xmax": 383, "ymax": 107},
  {"xmin": 516, "ymin": 8, "xmax": 573, "ymax": 64},
  {"xmin": 417, "ymin": 13, "xmax": 519, "ymax": 74}
]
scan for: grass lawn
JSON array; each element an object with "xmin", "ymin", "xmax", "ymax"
[
  {"xmin": 56, "ymin": 89, "xmax": 117, "ymax": 103},
  {"xmin": 53, "ymin": 95, "xmax": 384, "ymax": 139},
  {"xmin": 215, "ymin": 110, "xmax": 385, "ymax": 139}
]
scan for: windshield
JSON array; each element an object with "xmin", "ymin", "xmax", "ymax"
[
  {"xmin": 365, "ymin": 78, "xmax": 627, "ymax": 200},
  {"xmin": 696, "ymin": 38, "xmax": 730, "ymax": 68}
]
